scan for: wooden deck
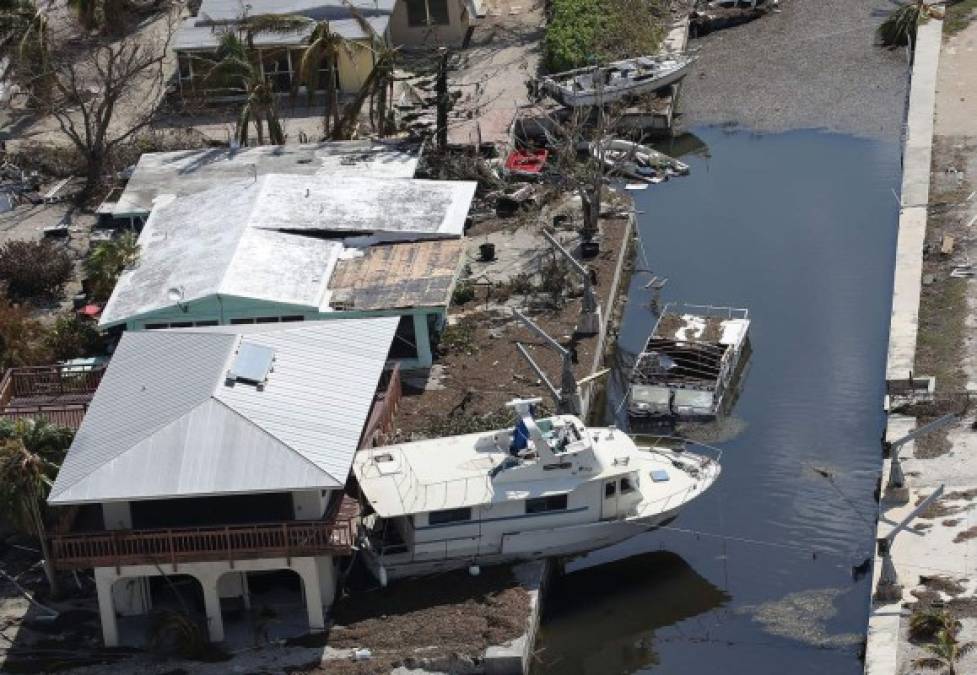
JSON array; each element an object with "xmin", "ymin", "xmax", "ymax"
[{"xmin": 0, "ymin": 365, "xmax": 103, "ymax": 430}]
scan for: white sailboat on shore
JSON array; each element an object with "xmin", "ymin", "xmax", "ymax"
[{"xmin": 352, "ymin": 399, "xmax": 721, "ymax": 582}]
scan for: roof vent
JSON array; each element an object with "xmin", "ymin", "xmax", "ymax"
[{"xmin": 226, "ymin": 342, "xmax": 275, "ymax": 389}]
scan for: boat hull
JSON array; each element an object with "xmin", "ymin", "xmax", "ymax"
[
  {"xmin": 541, "ymin": 55, "xmax": 697, "ymax": 108},
  {"xmin": 365, "ymin": 507, "xmax": 684, "ymax": 582}
]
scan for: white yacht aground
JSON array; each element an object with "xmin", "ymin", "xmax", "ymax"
[{"xmin": 352, "ymin": 399, "xmax": 721, "ymax": 582}]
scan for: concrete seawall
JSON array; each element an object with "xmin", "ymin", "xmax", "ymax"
[{"xmin": 865, "ymin": 16, "xmax": 943, "ymax": 675}]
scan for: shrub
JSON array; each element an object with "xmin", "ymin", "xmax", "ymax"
[
  {"xmin": 84, "ymin": 231, "xmax": 140, "ymax": 302},
  {"xmin": 544, "ymin": 0, "xmax": 667, "ymax": 73},
  {"xmin": 43, "ymin": 313, "xmax": 102, "ymax": 361},
  {"xmin": 0, "ymin": 297, "xmax": 52, "ymax": 369},
  {"xmin": 0, "ymin": 240, "xmax": 73, "ymax": 301}
]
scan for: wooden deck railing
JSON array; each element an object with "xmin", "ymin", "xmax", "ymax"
[
  {"xmin": 2, "ymin": 365, "xmax": 104, "ymax": 404},
  {"xmin": 0, "ymin": 406, "xmax": 88, "ymax": 429},
  {"xmin": 49, "ymin": 518, "xmax": 354, "ymax": 570},
  {"xmin": 359, "ymin": 364, "xmax": 402, "ymax": 448}
]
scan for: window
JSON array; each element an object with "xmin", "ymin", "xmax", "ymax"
[
  {"xmin": 230, "ymin": 318, "xmax": 255, "ymax": 325},
  {"xmin": 406, "ymin": 0, "xmax": 450, "ymax": 27},
  {"xmin": 144, "ymin": 320, "xmax": 217, "ymax": 329},
  {"xmin": 621, "ymin": 477, "xmax": 636, "ymax": 494},
  {"xmin": 605, "ymin": 482, "xmax": 616, "ymax": 498},
  {"xmin": 255, "ymin": 316, "xmax": 280, "ymax": 324},
  {"xmin": 525, "ymin": 494, "xmax": 568, "ymax": 514},
  {"xmin": 281, "ymin": 316, "xmax": 305, "ymax": 323},
  {"xmin": 428, "ymin": 507, "xmax": 472, "ymax": 525}
]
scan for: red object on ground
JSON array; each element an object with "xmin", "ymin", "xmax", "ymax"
[
  {"xmin": 505, "ymin": 148, "xmax": 548, "ymax": 176},
  {"xmin": 79, "ymin": 304, "xmax": 102, "ymax": 318}
]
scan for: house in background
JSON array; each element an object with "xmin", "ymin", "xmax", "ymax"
[
  {"xmin": 97, "ymin": 173, "xmax": 476, "ymax": 368},
  {"xmin": 389, "ymin": 0, "xmax": 484, "ymax": 46},
  {"xmin": 99, "ymin": 141, "xmax": 420, "ymax": 229},
  {"xmin": 173, "ymin": 0, "xmax": 395, "ymax": 98},
  {"xmin": 46, "ymin": 318, "xmax": 400, "ymax": 646}
]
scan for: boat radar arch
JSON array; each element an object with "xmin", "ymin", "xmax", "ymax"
[{"xmin": 505, "ymin": 397, "xmax": 560, "ymax": 461}]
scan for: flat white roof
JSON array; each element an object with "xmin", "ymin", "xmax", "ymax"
[
  {"xmin": 112, "ymin": 141, "xmax": 420, "ymax": 217},
  {"xmin": 49, "ymin": 318, "xmax": 398, "ymax": 505},
  {"xmin": 99, "ymin": 174, "xmax": 477, "ymax": 327}
]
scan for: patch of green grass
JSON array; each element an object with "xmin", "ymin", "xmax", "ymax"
[
  {"xmin": 946, "ymin": 0, "xmax": 977, "ymax": 34},
  {"xmin": 544, "ymin": 0, "xmax": 668, "ymax": 73}
]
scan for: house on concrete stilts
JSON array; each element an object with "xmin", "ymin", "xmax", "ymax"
[{"xmin": 46, "ymin": 318, "xmax": 399, "ymax": 647}]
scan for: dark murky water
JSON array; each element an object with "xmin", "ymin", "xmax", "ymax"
[{"xmin": 534, "ymin": 127, "xmax": 901, "ymax": 675}]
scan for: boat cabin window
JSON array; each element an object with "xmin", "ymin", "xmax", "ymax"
[
  {"xmin": 427, "ymin": 507, "xmax": 472, "ymax": 525},
  {"xmin": 621, "ymin": 477, "xmax": 637, "ymax": 495},
  {"xmin": 526, "ymin": 494, "xmax": 568, "ymax": 514},
  {"xmin": 605, "ymin": 482, "xmax": 616, "ymax": 498}
]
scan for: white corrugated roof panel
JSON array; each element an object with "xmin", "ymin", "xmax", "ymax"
[{"xmin": 48, "ymin": 318, "xmax": 398, "ymax": 504}]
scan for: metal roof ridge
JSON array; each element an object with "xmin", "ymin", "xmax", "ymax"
[
  {"xmin": 211, "ymin": 390, "xmax": 340, "ymax": 485},
  {"xmin": 48, "ymin": 333, "xmax": 239, "ymax": 501}
]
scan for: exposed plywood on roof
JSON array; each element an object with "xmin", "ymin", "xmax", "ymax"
[{"xmin": 328, "ymin": 239, "xmax": 465, "ymax": 311}]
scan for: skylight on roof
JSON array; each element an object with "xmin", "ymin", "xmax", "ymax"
[{"xmin": 227, "ymin": 342, "xmax": 275, "ymax": 387}]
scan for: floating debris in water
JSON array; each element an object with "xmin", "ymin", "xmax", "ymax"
[{"xmin": 740, "ymin": 588, "xmax": 863, "ymax": 651}]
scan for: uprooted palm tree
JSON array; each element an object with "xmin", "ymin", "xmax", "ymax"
[
  {"xmin": 914, "ymin": 628, "xmax": 977, "ymax": 675},
  {"xmin": 202, "ymin": 31, "xmax": 286, "ymax": 145},
  {"xmin": 878, "ymin": 0, "xmax": 945, "ymax": 48},
  {"xmin": 0, "ymin": 419, "xmax": 75, "ymax": 598}
]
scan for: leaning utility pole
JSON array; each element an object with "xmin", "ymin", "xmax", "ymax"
[
  {"xmin": 513, "ymin": 308, "xmax": 582, "ymax": 415},
  {"xmin": 436, "ymin": 47, "xmax": 449, "ymax": 152},
  {"xmin": 542, "ymin": 229, "xmax": 602, "ymax": 335}
]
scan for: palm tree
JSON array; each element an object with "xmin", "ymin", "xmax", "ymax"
[
  {"xmin": 878, "ymin": 0, "xmax": 945, "ymax": 48},
  {"xmin": 914, "ymin": 628, "xmax": 977, "ymax": 675},
  {"xmin": 333, "ymin": 7, "xmax": 399, "ymax": 140},
  {"xmin": 202, "ymin": 31, "xmax": 286, "ymax": 146},
  {"xmin": 0, "ymin": 419, "xmax": 75, "ymax": 598},
  {"xmin": 292, "ymin": 20, "xmax": 347, "ymax": 137},
  {"xmin": 0, "ymin": 0, "xmax": 51, "ymax": 96},
  {"xmin": 84, "ymin": 230, "xmax": 140, "ymax": 302}
]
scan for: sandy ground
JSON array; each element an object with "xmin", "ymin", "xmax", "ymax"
[{"xmin": 681, "ymin": 0, "xmax": 909, "ymax": 139}]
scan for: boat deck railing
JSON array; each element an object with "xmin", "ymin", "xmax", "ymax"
[{"xmin": 660, "ymin": 302, "xmax": 749, "ymax": 321}]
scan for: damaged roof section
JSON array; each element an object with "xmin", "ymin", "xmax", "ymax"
[
  {"xmin": 111, "ymin": 140, "xmax": 420, "ymax": 218},
  {"xmin": 328, "ymin": 240, "xmax": 465, "ymax": 311},
  {"xmin": 99, "ymin": 174, "xmax": 475, "ymax": 327}
]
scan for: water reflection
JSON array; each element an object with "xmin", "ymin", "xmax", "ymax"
[
  {"xmin": 534, "ymin": 552, "xmax": 730, "ymax": 675},
  {"xmin": 537, "ymin": 126, "xmax": 900, "ymax": 674}
]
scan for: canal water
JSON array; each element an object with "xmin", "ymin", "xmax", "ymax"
[{"xmin": 534, "ymin": 126, "xmax": 902, "ymax": 675}]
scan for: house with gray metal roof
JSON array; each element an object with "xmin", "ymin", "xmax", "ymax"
[
  {"xmin": 46, "ymin": 318, "xmax": 400, "ymax": 647},
  {"xmin": 98, "ymin": 173, "xmax": 476, "ymax": 367}
]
